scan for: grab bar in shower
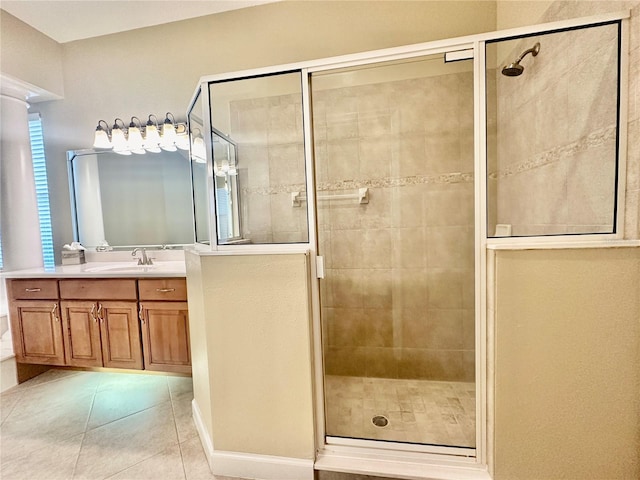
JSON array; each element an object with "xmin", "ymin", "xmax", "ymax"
[{"xmin": 291, "ymin": 188, "xmax": 369, "ymax": 207}]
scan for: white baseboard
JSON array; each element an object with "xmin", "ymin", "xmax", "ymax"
[
  {"xmin": 191, "ymin": 399, "xmax": 314, "ymax": 480},
  {"xmin": 191, "ymin": 399, "xmax": 214, "ymax": 466},
  {"xmin": 210, "ymin": 450, "xmax": 314, "ymax": 480}
]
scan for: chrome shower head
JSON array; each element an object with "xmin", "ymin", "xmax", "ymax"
[
  {"xmin": 501, "ymin": 42, "xmax": 540, "ymax": 77},
  {"xmin": 501, "ymin": 63, "xmax": 525, "ymax": 76}
]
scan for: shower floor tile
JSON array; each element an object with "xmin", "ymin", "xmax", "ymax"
[{"xmin": 324, "ymin": 375, "xmax": 476, "ymax": 448}]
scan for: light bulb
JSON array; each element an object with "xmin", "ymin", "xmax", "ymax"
[
  {"xmin": 176, "ymin": 133, "xmax": 190, "ymax": 150},
  {"xmin": 111, "ymin": 126, "xmax": 128, "ymax": 152},
  {"xmin": 192, "ymin": 136, "xmax": 206, "ymax": 163},
  {"xmin": 93, "ymin": 128, "xmax": 111, "ymax": 149},
  {"xmin": 144, "ymin": 124, "xmax": 161, "ymax": 153},
  {"xmin": 128, "ymin": 125, "xmax": 145, "ymax": 154}
]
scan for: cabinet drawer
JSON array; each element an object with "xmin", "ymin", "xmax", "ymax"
[
  {"xmin": 59, "ymin": 279, "xmax": 137, "ymax": 300},
  {"xmin": 138, "ymin": 278, "xmax": 187, "ymax": 301},
  {"xmin": 9, "ymin": 279, "xmax": 59, "ymax": 300}
]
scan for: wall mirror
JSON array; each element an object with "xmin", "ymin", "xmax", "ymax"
[{"xmin": 68, "ymin": 148, "xmax": 196, "ymax": 249}]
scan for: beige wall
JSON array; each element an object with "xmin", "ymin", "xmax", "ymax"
[
  {"xmin": 184, "ymin": 249, "xmax": 213, "ymax": 441},
  {"xmin": 0, "ymin": 10, "xmax": 64, "ymax": 98},
  {"xmin": 185, "ymin": 251, "xmax": 315, "ymax": 460},
  {"xmin": 492, "ymin": 247, "xmax": 640, "ymax": 479},
  {"xmin": 496, "ymin": 1, "xmax": 553, "ymax": 29}
]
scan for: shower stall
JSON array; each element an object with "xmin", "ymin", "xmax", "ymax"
[{"xmin": 187, "ymin": 10, "xmax": 625, "ymax": 471}]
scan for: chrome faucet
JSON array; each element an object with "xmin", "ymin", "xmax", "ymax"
[{"xmin": 131, "ymin": 248, "xmax": 153, "ymax": 265}]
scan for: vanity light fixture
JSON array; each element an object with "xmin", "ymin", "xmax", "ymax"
[
  {"xmin": 160, "ymin": 112, "xmax": 177, "ymax": 152},
  {"xmin": 213, "ymin": 159, "xmax": 237, "ymax": 177},
  {"xmin": 190, "ymin": 129, "xmax": 207, "ymax": 163},
  {"xmin": 111, "ymin": 118, "xmax": 131, "ymax": 155},
  {"xmin": 93, "ymin": 120, "xmax": 112, "ymax": 149},
  {"xmin": 127, "ymin": 117, "xmax": 145, "ymax": 154},
  {"xmin": 92, "ymin": 112, "xmax": 188, "ymax": 155},
  {"xmin": 144, "ymin": 115, "xmax": 162, "ymax": 153}
]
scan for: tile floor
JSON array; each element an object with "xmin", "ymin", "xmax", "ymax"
[
  {"xmin": 324, "ymin": 375, "xmax": 476, "ymax": 448},
  {"xmin": 0, "ymin": 369, "xmax": 474, "ymax": 480},
  {"xmin": 0, "ymin": 368, "xmax": 230, "ymax": 480}
]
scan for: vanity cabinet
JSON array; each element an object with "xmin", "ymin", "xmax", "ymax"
[
  {"xmin": 6, "ymin": 276, "xmax": 189, "ymax": 374},
  {"xmin": 138, "ymin": 279, "xmax": 191, "ymax": 373},
  {"xmin": 8, "ymin": 280, "xmax": 65, "ymax": 366},
  {"xmin": 59, "ymin": 279, "xmax": 143, "ymax": 370}
]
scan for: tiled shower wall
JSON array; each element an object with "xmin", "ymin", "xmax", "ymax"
[
  {"xmin": 227, "ymin": 70, "xmax": 475, "ymax": 384},
  {"xmin": 489, "ymin": 2, "xmax": 640, "ymax": 238},
  {"xmin": 539, "ymin": 0, "xmax": 640, "ymax": 241},
  {"xmin": 230, "ymin": 95, "xmax": 308, "ymax": 244},
  {"xmin": 313, "ymin": 72, "xmax": 475, "ymax": 382}
]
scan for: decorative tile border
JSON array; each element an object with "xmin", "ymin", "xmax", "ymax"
[
  {"xmin": 489, "ymin": 125, "xmax": 616, "ymax": 179},
  {"xmin": 241, "ymin": 171, "xmax": 474, "ymax": 196}
]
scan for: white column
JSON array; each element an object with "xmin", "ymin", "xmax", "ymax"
[
  {"xmin": 0, "ymin": 92, "xmax": 44, "ymax": 271},
  {"xmin": 73, "ymin": 154, "xmax": 106, "ymax": 247}
]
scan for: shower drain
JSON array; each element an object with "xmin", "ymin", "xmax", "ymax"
[{"xmin": 371, "ymin": 415, "xmax": 389, "ymax": 428}]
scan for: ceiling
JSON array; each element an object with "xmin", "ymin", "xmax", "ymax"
[{"xmin": 1, "ymin": 0, "xmax": 279, "ymax": 43}]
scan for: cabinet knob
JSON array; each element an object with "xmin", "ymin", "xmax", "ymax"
[
  {"xmin": 51, "ymin": 304, "xmax": 59, "ymax": 322},
  {"xmin": 139, "ymin": 304, "xmax": 144, "ymax": 323},
  {"xmin": 156, "ymin": 288, "xmax": 175, "ymax": 293},
  {"xmin": 90, "ymin": 303, "xmax": 97, "ymax": 322},
  {"xmin": 25, "ymin": 288, "xmax": 41, "ymax": 292}
]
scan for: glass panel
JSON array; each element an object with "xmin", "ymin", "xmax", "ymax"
[
  {"xmin": 313, "ymin": 53, "xmax": 476, "ymax": 448},
  {"xmin": 208, "ymin": 71, "xmax": 309, "ymax": 245},
  {"xmin": 188, "ymin": 89, "xmax": 210, "ymax": 244},
  {"xmin": 212, "ymin": 129, "xmax": 241, "ymax": 242},
  {"xmin": 486, "ymin": 22, "xmax": 620, "ymax": 237}
]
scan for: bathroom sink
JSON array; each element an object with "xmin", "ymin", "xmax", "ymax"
[
  {"xmin": 82, "ymin": 261, "xmax": 184, "ymax": 274},
  {"xmin": 90, "ymin": 265, "xmax": 158, "ymax": 272}
]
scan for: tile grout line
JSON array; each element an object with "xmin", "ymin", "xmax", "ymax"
[
  {"xmin": 70, "ymin": 375, "xmax": 100, "ymax": 480},
  {"xmin": 101, "ymin": 444, "xmax": 177, "ymax": 480},
  {"xmin": 0, "ymin": 390, "xmax": 25, "ymax": 427},
  {"xmin": 167, "ymin": 376, "xmax": 190, "ymax": 480},
  {"xmin": 72, "ymin": 374, "xmax": 179, "ymax": 479},
  {"xmin": 84, "ymin": 375, "xmax": 175, "ymax": 432}
]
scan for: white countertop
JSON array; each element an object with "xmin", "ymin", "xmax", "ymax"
[{"xmin": 1, "ymin": 260, "xmax": 186, "ymax": 279}]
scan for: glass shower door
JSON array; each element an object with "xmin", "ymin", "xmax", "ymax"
[{"xmin": 311, "ymin": 52, "xmax": 476, "ymax": 448}]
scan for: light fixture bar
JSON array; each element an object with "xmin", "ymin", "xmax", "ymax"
[{"xmin": 92, "ymin": 112, "xmax": 188, "ymax": 155}]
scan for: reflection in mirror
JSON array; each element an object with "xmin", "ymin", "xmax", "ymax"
[
  {"xmin": 68, "ymin": 149, "xmax": 195, "ymax": 249},
  {"xmin": 212, "ymin": 128, "xmax": 241, "ymax": 243}
]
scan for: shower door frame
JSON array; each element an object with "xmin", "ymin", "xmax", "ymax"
[
  {"xmin": 306, "ymin": 36, "xmax": 483, "ymax": 468},
  {"xmin": 307, "ymin": 44, "xmax": 483, "ymax": 461},
  {"xmin": 187, "ymin": 9, "xmax": 630, "ymax": 479}
]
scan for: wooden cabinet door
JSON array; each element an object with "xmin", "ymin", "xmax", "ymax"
[
  {"xmin": 140, "ymin": 302, "xmax": 191, "ymax": 373},
  {"xmin": 9, "ymin": 300, "xmax": 65, "ymax": 366},
  {"xmin": 60, "ymin": 301, "xmax": 102, "ymax": 367},
  {"xmin": 99, "ymin": 301, "xmax": 143, "ymax": 370}
]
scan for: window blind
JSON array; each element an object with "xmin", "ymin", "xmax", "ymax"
[{"xmin": 28, "ymin": 113, "xmax": 55, "ymax": 269}]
